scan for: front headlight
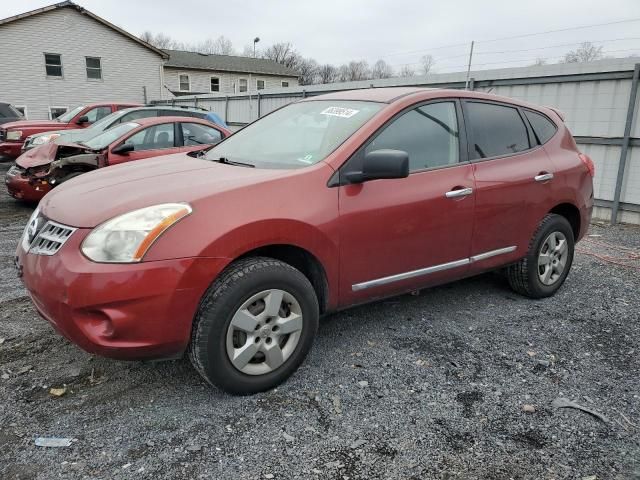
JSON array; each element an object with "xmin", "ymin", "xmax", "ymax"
[
  {"xmin": 81, "ymin": 203, "xmax": 192, "ymax": 263},
  {"xmin": 32, "ymin": 134, "xmax": 60, "ymax": 145},
  {"xmin": 7, "ymin": 130, "xmax": 23, "ymax": 141}
]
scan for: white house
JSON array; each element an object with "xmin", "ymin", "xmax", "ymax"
[
  {"xmin": 0, "ymin": 1, "xmax": 168, "ymax": 120},
  {"xmin": 163, "ymin": 49, "xmax": 300, "ymax": 96}
]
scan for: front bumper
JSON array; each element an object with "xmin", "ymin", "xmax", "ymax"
[
  {"xmin": 5, "ymin": 169, "xmax": 51, "ymax": 202},
  {"xmin": 16, "ymin": 229, "xmax": 228, "ymax": 360},
  {"xmin": 0, "ymin": 141, "xmax": 23, "ymax": 159}
]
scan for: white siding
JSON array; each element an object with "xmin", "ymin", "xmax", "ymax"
[
  {"xmin": 163, "ymin": 67, "xmax": 299, "ymax": 96},
  {"xmin": 0, "ymin": 7, "xmax": 164, "ymax": 120}
]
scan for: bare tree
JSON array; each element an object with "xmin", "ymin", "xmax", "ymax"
[
  {"xmin": 399, "ymin": 65, "xmax": 416, "ymax": 77},
  {"xmin": 262, "ymin": 42, "xmax": 302, "ymax": 69},
  {"xmin": 532, "ymin": 57, "xmax": 547, "ymax": 66},
  {"xmin": 297, "ymin": 58, "xmax": 319, "ymax": 85},
  {"xmin": 317, "ymin": 64, "xmax": 338, "ymax": 83},
  {"xmin": 371, "ymin": 59, "xmax": 394, "ymax": 79},
  {"xmin": 343, "ymin": 60, "xmax": 370, "ymax": 81},
  {"xmin": 140, "ymin": 31, "xmax": 177, "ymax": 49},
  {"xmin": 196, "ymin": 36, "xmax": 235, "ymax": 55},
  {"xmin": 562, "ymin": 42, "xmax": 603, "ymax": 63},
  {"xmin": 420, "ymin": 54, "xmax": 435, "ymax": 75}
]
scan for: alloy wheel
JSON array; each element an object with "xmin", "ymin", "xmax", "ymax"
[
  {"xmin": 225, "ymin": 289, "xmax": 303, "ymax": 375},
  {"xmin": 537, "ymin": 231, "xmax": 568, "ymax": 286}
]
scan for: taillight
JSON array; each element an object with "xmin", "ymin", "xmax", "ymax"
[{"xmin": 579, "ymin": 153, "xmax": 595, "ymax": 177}]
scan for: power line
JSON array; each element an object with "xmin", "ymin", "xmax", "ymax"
[{"xmin": 375, "ymin": 18, "xmax": 640, "ymax": 60}]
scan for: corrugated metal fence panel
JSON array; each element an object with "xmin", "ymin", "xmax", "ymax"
[
  {"xmin": 579, "ymin": 144, "xmax": 620, "ymax": 201},
  {"xmin": 260, "ymin": 95, "xmax": 303, "ymax": 117},
  {"xmin": 622, "ymin": 146, "xmax": 640, "ymax": 204}
]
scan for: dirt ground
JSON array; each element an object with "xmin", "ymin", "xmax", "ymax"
[{"xmin": 0, "ymin": 161, "xmax": 639, "ymax": 479}]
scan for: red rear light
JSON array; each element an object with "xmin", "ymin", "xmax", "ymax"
[{"xmin": 579, "ymin": 153, "xmax": 595, "ymax": 177}]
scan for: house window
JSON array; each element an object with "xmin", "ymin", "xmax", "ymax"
[
  {"xmin": 256, "ymin": 79, "xmax": 265, "ymax": 90},
  {"xmin": 49, "ymin": 106, "xmax": 68, "ymax": 120},
  {"xmin": 210, "ymin": 77, "xmax": 220, "ymax": 92},
  {"xmin": 179, "ymin": 74, "xmax": 190, "ymax": 92},
  {"xmin": 238, "ymin": 78, "xmax": 248, "ymax": 93},
  {"xmin": 281, "ymin": 81, "xmax": 289, "ymax": 87},
  {"xmin": 14, "ymin": 106, "xmax": 27, "ymax": 118},
  {"xmin": 86, "ymin": 57, "xmax": 102, "ymax": 80},
  {"xmin": 44, "ymin": 53, "xmax": 62, "ymax": 77}
]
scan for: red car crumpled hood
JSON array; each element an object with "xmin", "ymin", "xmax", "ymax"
[
  {"xmin": 16, "ymin": 143, "xmax": 59, "ymax": 168},
  {"xmin": 39, "ymin": 153, "xmax": 297, "ymax": 228},
  {"xmin": 16, "ymin": 142, "xmax": 90, "ymax": 168}
]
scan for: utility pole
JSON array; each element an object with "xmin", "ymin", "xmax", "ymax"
[{"xmin": 465, "ymin": 41, "xmax": 475, "ymax": 90}]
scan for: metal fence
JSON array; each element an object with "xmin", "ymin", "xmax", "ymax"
[{"xmin": 152, "ymin": 58, "xmax": 640, "ymax": 224}]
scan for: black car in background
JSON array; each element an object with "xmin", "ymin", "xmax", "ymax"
[{"xmin": 0, "ymin": 103, "xmax": 23, "ymax": 126}]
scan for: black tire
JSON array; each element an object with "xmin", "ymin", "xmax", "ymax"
[
  {"xmin": 189, "ymin": 256, "xmax": 319, "ymax": 395},
  {"xmin": 506, "ymin": 214, "xmax": 575, "ymax": 299}
]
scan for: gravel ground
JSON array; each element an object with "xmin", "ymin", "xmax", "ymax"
[{"xmin": 0, "ymin": 161, "xmax": 639, "ymax": 480}]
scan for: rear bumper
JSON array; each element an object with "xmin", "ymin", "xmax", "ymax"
[
  {"xmin": 16, "ymin": 230, "xmax": 228, "ymax": 360},
  {"xmin": 0, "ymin": 141, "xmax": 23, "ymax": 159},
  {"xmin": 5, "ymin": 172, "xmax": 50, "ymax": 202}
]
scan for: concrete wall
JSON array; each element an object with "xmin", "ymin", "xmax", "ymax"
[{"xmin": 0, "ymin": 7, "xmax": 165, "ymax": 120}]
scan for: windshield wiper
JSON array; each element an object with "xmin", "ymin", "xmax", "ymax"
[{"xmin": 214, "ymin": 157, "xmax": 255, "ymax": 168}]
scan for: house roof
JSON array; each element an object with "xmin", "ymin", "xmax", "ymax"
[
  {"xmin": 164, "ymin": 49, "xmax": 300, "ymax": 77},
  {"xmin": 0, "ymin": 1, "xmax": 168, "ymax": 59}
]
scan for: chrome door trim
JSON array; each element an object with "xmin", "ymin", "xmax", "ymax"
[
  {"xmin": 534, "ymin": 173, "xmax": 554, "ymax": 182},
  {"xmin": 470, "ymin": 246, "xmax": 516, "ymax": 262},
  {"xmin": 445, "ymin": 187, "xmax": 473, "ymax": 198},
  {"xmin": 351, "ymin": 246, "xmax": 517, "ymax": 291},
  {"xmin": 352, "ymin": 258, "xmax": 470, "ymax": 292}
]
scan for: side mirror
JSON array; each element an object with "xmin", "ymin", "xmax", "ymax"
[
  {"xmin": 76, "ymin": 115, "xmax": 89, "ymax": 124},
  {"xmin": 344, "ymin": 149, "xmax": 409, "ymax": 183},
  {"xmin": 111, "ymin": 143, "xmax": 134, "ymax": 155}
]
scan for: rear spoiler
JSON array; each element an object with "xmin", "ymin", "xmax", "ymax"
[{"xmin": 545, "ymin": 106, "xmax": 566, "ymax": 122}]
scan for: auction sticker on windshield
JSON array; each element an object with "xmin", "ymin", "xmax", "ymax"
[{"xmin": 321, "ymin": 107, "xmax": 360, "ymax": 118}]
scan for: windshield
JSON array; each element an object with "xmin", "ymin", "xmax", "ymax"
[
  {"xmin": 56, "ymin": 105, "xmax": 85, "ymax": 123},
  {"xmin": 81, "ymin": 122, "xmax": 140, "ymax": 150},
  {"xmin": 205, "ymin": 100, "xmax": 383, "ymax": 168}
]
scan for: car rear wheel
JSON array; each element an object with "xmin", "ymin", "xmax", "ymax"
[
  {"xmin": 188, "ymin": 257, "xmax": 319, "ymax": 395},
  {"xmin": 506, "ymin": 214, "xmax": 575, "ymax": 298}
]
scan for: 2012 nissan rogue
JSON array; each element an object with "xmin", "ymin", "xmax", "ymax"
[{"xmin": 15, "ymin": 88, "xmax": 594, "ymax": 394}]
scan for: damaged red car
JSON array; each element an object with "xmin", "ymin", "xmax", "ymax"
[
  {"xmin": 5, "ymin": 117, "xmax": 230, "ymax": 202},
  {"xmin": 0, "ymin": 102, "xmax": 140, "ymax": 159}
]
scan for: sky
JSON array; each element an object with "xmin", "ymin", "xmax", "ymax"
[{"xmin": 3, "ymin": 0, "xmax": 640, "ymax": 73}]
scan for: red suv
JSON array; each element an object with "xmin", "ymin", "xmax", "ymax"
[
  {"xmin": 0, "ymin": 102, "xmax": 140, "ymax": 159},
  {"xmin": 16, "ymin": 88, "xmax": 594, "ymax": 395}
]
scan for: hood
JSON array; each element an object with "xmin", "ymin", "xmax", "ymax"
[
  {"xmin": 16, "ymin": 143, "xmax": 60, "ymax": 168},
  {"xmin": 39, "ymin": 154, "xmax": 295, "ymax": 228},
  {"xmin": 2, "ymin": 119, "xmax": 64, "ymax": 130},
  {"xmin": 16, "ymin": 142, "xmax": 89, "ymax": 168}
]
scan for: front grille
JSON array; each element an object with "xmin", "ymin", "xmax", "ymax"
[{"xmin": 28, "ymin": 220, "xmax": 76, "ymax": 256}]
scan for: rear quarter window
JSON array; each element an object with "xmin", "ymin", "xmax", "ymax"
[
  {"xmin": 524, "ymin": 110, "xmax": 557, "ymax": 144},
  {"xmin": 466, "ymin": 102, "xmax": 531, "ymax": 159}
]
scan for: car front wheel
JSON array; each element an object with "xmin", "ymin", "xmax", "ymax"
[
  {"xmin": 189, "ymin": 257, "xmax": 319, "ymax": 395},
  {"xmin": 506, "ymin": 214, "xmax": 575, "ymax": 298}
]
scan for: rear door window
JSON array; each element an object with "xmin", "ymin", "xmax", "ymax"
[
  {"xmin": 124, "ymin": 123, "xmax": 175, "ymax": 151},
  {"xmin": 181, "ymin": 123, "xmax": 223, "ymax": 146},
  {"xmin": 465, "ymin": 102, "xmax": 530, "ymax": 159},
  {"xmin": 524, "ymin": 110, "xmax": 557, "ymax": 145}
]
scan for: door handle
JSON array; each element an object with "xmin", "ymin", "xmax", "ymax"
[
  {"xmin": 534, "ymin": 172, "xmax": 554, "ymax": 182},
  {"xmin": 445, "ymin": 187, "xmax": 473, "ymax": 198}
]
